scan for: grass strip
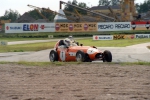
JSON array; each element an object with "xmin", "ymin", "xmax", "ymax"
[
  {"xmin": 0, "ymin": 61, "xmax": 150, "ymax": 66},
  {"xmin": 0, "ymin": 38, "xmax": 150, "ymax": 52}
]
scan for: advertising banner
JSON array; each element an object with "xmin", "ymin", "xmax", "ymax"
[
  {"xmin": 113, "ymin": 34, "xmax": 135, "ymax": 40},
  {"xmin": 131, "ymin": 21, "xmax": 150, "ymax": 30},
  {"xmin": 82, "ymin": 23, "xmax": 97, "ymax": 32},
  {"xmin": 135, "ymin": 34, "xmax": 150, "ymax": 39},
  {"xmin": 5, "ymin": 23, "xmax": 55, "ymax": 33},
  {"xmin": 55, "ymin": 23, "xmax": 69, "ymax": 32},
  {"xmin": 97, "ymin": 22, "xmax": 131, "ymax": 31},
  {"xmin": 55, "ymin": 23, "xmax": 97, "ymax": 32},
  {"xmin": 38, "ymin": 23, "xmax": 55, "ymax": 32},
  {"xmin": 5, "ymin": 23, "xmax": 23, "ymax": 33},
  {"xmin": 93, "ymin": 35, "xmax": 113, "ymax": 40},
  {"xmin": 22, "ymin": 23, "xmax": 39, "ymax": 32}
]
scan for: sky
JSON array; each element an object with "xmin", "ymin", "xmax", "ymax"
[{"xmin": 0, "ymin": 0, "xmax": 144, "ymax": 16}]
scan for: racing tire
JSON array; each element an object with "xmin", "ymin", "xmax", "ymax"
[
  {"xmin": 85, "ymin": 53, "xmax": 91, "ymax": 62},
  {"xmin": 76, "ymin": 50, "xmax": 85, "ymax": 62},
  {"xmin": 49, "ymin": 50, "xmax": 58, "ymax": 62},
  {"xmin": 103, "ymin": 50, "xmax": 112, "ymax": 62}
]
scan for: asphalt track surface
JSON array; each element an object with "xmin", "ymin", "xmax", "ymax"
[{"xmin": 0, "ymin": 39, "xmax": 150, "ymax": 62}]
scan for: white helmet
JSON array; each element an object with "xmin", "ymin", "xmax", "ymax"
[
  {"xmin": 68, "ymin": 35, "xmax": 73, "ymax": 41},
  {"xmin": 63, "ymin": 38, "xmax": 71, "ymax": 47}
]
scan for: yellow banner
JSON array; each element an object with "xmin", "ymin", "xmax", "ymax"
[
  {"xmin": 113, "ymin": 35, "xmax": 135, "ymax": 40},
  {"xmin": 55, "ymin": 23, "xmax": 97, "ymax": 32}
]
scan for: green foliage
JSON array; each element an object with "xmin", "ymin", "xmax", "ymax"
[
  {"xmin": 28, "ymin": 9, "xmax": 55, "ymax": 21},
  {"xmin": 0, "ymin": 37, "xmax": 150, "ymax": 53},
  {"xmin": 64, "ymin": 0, "xmax": 88, "ymax": 15},
  {"xmin": 136, "ymin": 0, "xmax": 150, "ymax": 13},
  {"xmin": 77, "ymin": 38, "xmax": 150, "ymax": 47},
  {"xmin": 0, "ymin": 9, "xmax": 21, "ymax": 22},
  {"xmin": 1, "ymin": 30, "xmax": 150, "ymax": 39},
  {"xmin": 0, "ymin": 41, "xmax": 56, "ymax": 52},
  {"xmin": 0, "ymin": 61, "xmax": 150, "ymax": 66},
  {"xmin": 77, "ymin": 2, "xmax": 87, "ymax": 15},
  {"xmin": 111, "ymin": 0, "xmax": 119, "ymax": 6},
  {"xmin": 98, "ymin": 0, "xmax": 111, "ymax": 6}
]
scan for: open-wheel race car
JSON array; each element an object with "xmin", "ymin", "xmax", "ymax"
[{"xmin": 49, "ymin": 38, "xmax": 112, "ymax": 62}]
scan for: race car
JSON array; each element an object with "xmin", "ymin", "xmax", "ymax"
[{"xmin": 49, "ymin": 39, "xmax": 112, "ymax": 62}]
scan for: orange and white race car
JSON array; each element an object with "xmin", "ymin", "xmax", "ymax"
[{"xmin": 49, "ymin": 39, "xmax": 112, "ymax": 62}]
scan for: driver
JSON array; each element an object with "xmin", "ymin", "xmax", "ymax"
[
  {"xmin": 63, "ymin": 38, "xmax": 71, "ymax": 47},
  {"xmin": 68, "ymin": 35, "xmax": 79, "ymax": 46},
  {"xmin": 58, "ymin": 36, "xmax": 78, "ymax": 48},
  {"xmin": 63, "ymin": 37, "xmax": 78, "ymax": 47}
]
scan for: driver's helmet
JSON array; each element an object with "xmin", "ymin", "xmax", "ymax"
[
  {"xmin": 68, "ymin": 35, "xmax": 74, "ymax": 41},
  {"xmin": 63, "ymin": 38, "xmax": 71, "ymax": 47}
]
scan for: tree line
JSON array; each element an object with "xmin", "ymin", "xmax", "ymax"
[{"xmin": 0, "ymin": 0, "xmax": 149, "ymax": 22}]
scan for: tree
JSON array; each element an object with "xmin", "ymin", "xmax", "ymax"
[
  {"xmin": 135, "ymin": 3, "xmax": 140, "ymax": 13},
  {"xmin": 77, "ymin": 2, "xmax": 87, "ymax": 15},
  {"xmin": 28, "ymin": 9, "xmax": 41, "ymax": 20},
  {"xmin": 72, "ymin": 0, "xmax": 78, "ymax": 5},
  {"xmin": 0, "ymin": 9, "xmax": 20, "ymax": 22},
  {"xmin": 111, "ymin": 0, "xmax": 119, "ymax": 6},
  {"xmin": 136, "ymin": 0, "xmax": 150, "ymax": 13},
  {"xmin": 98, "ymin": 0, "xmax": 111, "ymax": 6},
  {"xmin": 64, "ymin": 0, "xmax": 88, "ymax": 15},
  {"xmin": 28, "ymin": 9, "xmax": 54, "ymax": 21},
  {"xmin": 64, "ymin": 1, "xmax": 74, "ymax": 13}
]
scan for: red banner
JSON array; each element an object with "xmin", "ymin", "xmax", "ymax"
[{"xmin": 131, "ymin": 21, "xmax": 150, "ymax": 30}]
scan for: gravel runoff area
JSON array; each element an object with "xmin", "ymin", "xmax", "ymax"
[{"xmin": 0, "ymin": 63, "xmax": 149, "ymax": 100}]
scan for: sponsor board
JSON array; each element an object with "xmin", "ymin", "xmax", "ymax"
[
  {"xmin": 55, "ymin": 23, "xmax": 68, "ymax": 32},
  {"xmin": 38, "ymin": 23, "xmax": 55, "ymax": 32},
  {"xmin": 135, "ymin": 34, "xmax": 150, "ymax": 39},
  {"xmin": 5, "ymin": 23, "xmax": 23, "ymax": 33},
  {"xmin": 55, "ymin": 23, "xmax": 97, "ymax": 32},
  {"xmin": 113, "ymin": 35, "xmax": 135, "ymax": 40},
  {"xmin": 83, "ymin": 23, "xmax": 97, "ymax": 31},
  {"xmin": 98, "ymin": 22, "xmax": 131, "ymax": 31},
  {"xmin": 93, "ymin": 35, "xmax": 113, "ymax": 40},
  {"xmin": 5, "ymin": 23, "xmax": 55, "ymax": 33},
  {"xmin": 124, "ymin": 35, "xmax": 135, "ymax": 39},
  {"xmin": 23, "ymin": 23, "xmax": 39, "ymax": 31},
  {"xmin": 131, "ymin": 21, "xmax": 150, "ymax": 30}
]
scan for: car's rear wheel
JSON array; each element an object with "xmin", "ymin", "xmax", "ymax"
[
  {"xmin": 49, "ymin": 50, "xmax": 58, "ymax": 62},
  {"xmin": 76, "ymin": 50, "xmax": 85, "ymax": 62},
  {"xmin": 103, "ymin": 50, "xmax": 112, "ymax": 62}
]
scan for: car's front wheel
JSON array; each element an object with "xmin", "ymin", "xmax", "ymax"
[
  {"xmin": 49, "ymin": 50, "xmax": 58, "ymax": 62},
  {"xmin": 76, "ymin": 50, "xmax": 85, "ymax": 62},
  {"xmin": 103, "ymin": 50, "xmax": 112, "ymax": 62}
]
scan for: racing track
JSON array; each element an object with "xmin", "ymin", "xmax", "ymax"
[{"xmin": 0, "ymin": 40, "xmax": 150, "ymax": 62}]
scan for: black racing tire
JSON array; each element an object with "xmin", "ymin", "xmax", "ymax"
[
  {"xmin": 103, "ymin": 50, "xmax": 112, "ymax": 62},
  {"xmin": 85, "ymin": 53, "xmax": 91, "ymax": 62},
  {"xmin": 76, "ymin": 50, "xmax": 85, "ymax": 62},
  {"xmin": 49, "ymin": 50, "xmax": 58, "ymax": 62}
]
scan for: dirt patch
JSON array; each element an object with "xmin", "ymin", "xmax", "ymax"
[{"xmin": 0, "ymin": 63, "xmax": 150, "ymax": 100}]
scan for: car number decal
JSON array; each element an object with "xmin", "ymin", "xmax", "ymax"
[
  {"xmin": 60, "ymin": 51, "xmax": 66, "ymax": 61},
  {"xmin": 69, "ymin": 52, "xmax": 76, "ymax": 56}
]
